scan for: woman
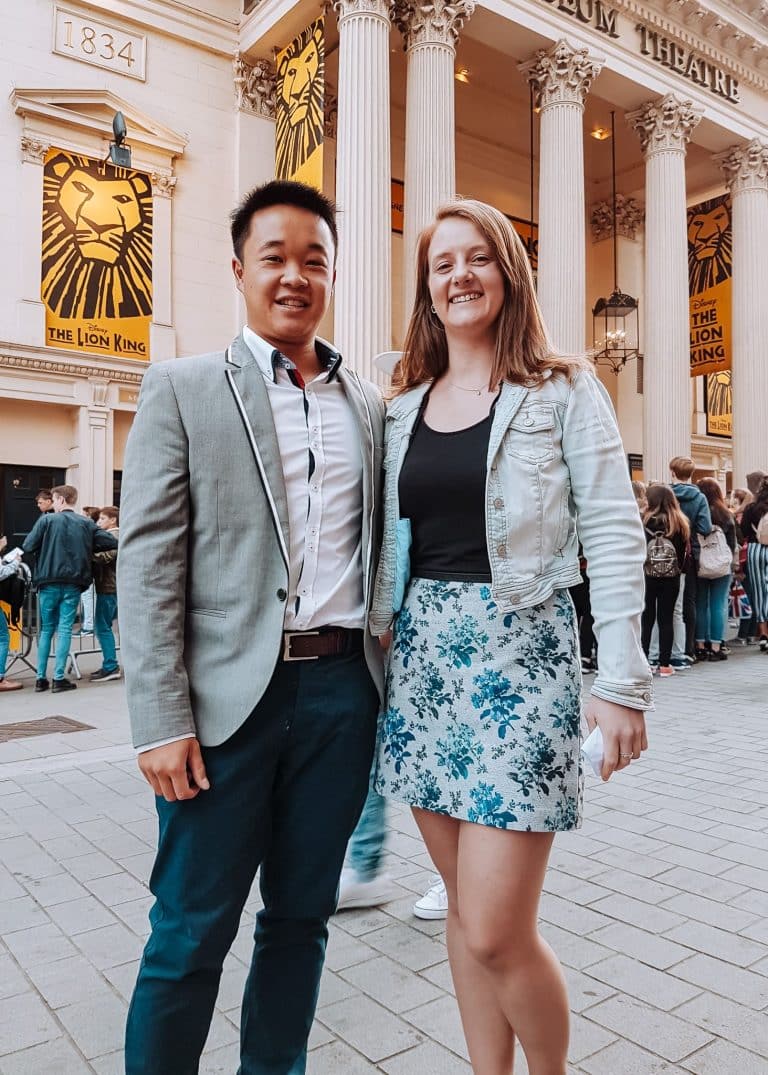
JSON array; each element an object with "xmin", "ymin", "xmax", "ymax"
[
  {"xmin": 370, "ymin": 200, "xmax": 651, "ymax": 1075},
  {"xmin": 695, "ymin": 478, "xmax": 736, "ymax": 660},
  {"xmin": 740, "ymin": 477, "xmax": 768, "ymax": 651},
  {"xmin": 641, "ymin": 485, "xmax": 689, "ymax": 676}
]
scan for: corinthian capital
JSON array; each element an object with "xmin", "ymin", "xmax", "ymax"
[
  {"xmin": 519, "ymin": 40, "xmax": 602, "ymax": 110},
  {"xmin": 234, "ymin": 54, "xmax": 276, "ymax": 119},
  {"xmin": 719, "ymin": 139, "xmax": 768, "ymax": 195},
  {"xmin": 392, "ymin": 0, "xmax": 475, "ymax": 49},
  {"xmin": 591, "ymin": 195, "xmax": 644, "ymax": 242},
  {"xmin": 21, "ymin": 135, "xmax": 50, "ymax": 164},
  {"xmin": 333, "ymin": 0, "xmax": 392, "ymax": 24},
  {"xmin": 627, "ymin": 94, "xmax": 702, "ymax": 156}
]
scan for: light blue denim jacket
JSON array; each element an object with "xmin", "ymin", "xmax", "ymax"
[{"xmin": 369, "ymin": 370, "xmax": 653, "ymax": 712}]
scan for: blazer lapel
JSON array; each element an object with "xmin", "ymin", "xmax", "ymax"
[{"xmin": 225, "ymin": 335, "xmax": 290, "ymax": 569}]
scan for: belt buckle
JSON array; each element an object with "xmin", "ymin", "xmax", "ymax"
[{"xmin": 282, "ymin": 630, "xmax": 320, "ymax": 661}]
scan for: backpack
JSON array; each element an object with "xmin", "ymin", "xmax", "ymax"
[
  {"xmin": 756, "ymin": 511, "xmax": 768, "ymax": 546},
  {"xmin": 645, "ymin": 533, "xmax": 680, "ymax": 578},
  {"xmin": 698, "ymin": 526, "xmax": 732, "ymax": 579},
  {"xmin": 0, "ymin": 566, "xmax": 28, "ymax": 627}
]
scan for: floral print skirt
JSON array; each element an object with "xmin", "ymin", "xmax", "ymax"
[{"xmin": 373, "ymin": 579, "xmax": 584, "ymax": 831}]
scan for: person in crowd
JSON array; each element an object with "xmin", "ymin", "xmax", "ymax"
[
  {"xmin": 695, "ymin": 478, "xmax": 736, "ymax": 661},
  {"xmin": 641, "ymin": 484, "xmax": 690, "ymax": 677},
  {"xmin": 75, "ymin": 506, "xmax": 101, "ymax": 636},
  {"xmin": 729, "ymin": 487, "xmax": 753, "ymax": 528},
  {"xmin": 730, "ymin": 488, "xmax": 756, "ymax": 644},
  {"xmin": 370, "ymin": 199, "xmax": 651, "ymax": 1075},
  {"xmin": 91, "ymin": 506, "xmax": 121, "ymax": 682},
  {"xmin": 35, "ymin": 489, "xmax": 54, "ymax": 514},
  {"xmin": 740, "ymin": 476, "xmax": 768, "ymax": 652},
  {"xmin": 669, "ymin": 456, "xmax": 712, "ymax": 660},
  {"xmin": 0, "ymin": 535, "xmax": 24, "ymax": 692},
  {"xmin": 631, "ymin": 480, "xmax": 647, "ymax": 514},
  {"xmin": 569, "ymin": 545, "xmax": 596, "ymax": 673},
  {"xmin": 746, "ymin": 470, "xmax": 766, "ymax": 497},
  {"xmin": 118, "ymin": 181, "xmax": 384, "ymax": 1075},
  {"xmin": 22, "ymin": 486, "xmax": 117, "ymax": 693}
]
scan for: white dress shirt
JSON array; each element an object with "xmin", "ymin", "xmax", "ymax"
[{"xmin": 137, "ymin": 328, "xmax": 366, "ymax": 754}]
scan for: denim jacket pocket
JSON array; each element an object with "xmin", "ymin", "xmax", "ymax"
[{"xmin": 503, "ymin": 410, "xmax": 555, "ymax": 463}]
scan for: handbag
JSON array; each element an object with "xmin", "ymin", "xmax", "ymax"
[{"xmin": 698, "ymin": 525, "xmax": 732, "ymax": 579}]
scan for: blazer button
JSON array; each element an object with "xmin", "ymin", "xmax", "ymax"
[
  {"xmin": 276, "ymin": 588, "xmax": 287, "ymax": 602},
  {"xmin": 497, "ymin": 544, "xmax": 507, "ymax": 558},
  {"xmin": 494, "ymin": 497, "xmax": 503, "ymax": 509}
]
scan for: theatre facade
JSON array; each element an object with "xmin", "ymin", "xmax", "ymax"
[{"xmin": 0, "ymin": 0, "xmax": 766, "ymax": 540}]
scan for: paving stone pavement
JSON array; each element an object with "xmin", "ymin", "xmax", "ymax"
[{"xmin": 0, "ymin": 645, "xmax": 767, "ymax": 1073}]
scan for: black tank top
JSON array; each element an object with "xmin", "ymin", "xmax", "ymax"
[{"xmin": 398, "ymin": 407, "xmax": 493, "ymax": 583}]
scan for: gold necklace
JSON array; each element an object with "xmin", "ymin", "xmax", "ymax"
[{"xmin": 446, "ymin": 380, "xmax": 495, "ymax": 397}]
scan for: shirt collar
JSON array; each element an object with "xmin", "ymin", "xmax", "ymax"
[{"xmin": 242, "ymin": 326, "xmax": 343, "ymax": 384}]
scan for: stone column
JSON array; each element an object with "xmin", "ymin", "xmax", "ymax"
[
  {"xmin": 394, "ymin": 0, "xmax": 474, "ymax": 322},
  {"xmin": 520, "ymin": 40, "xmax": 602, "ymax": 355},
  {"xmin": 149, "ymin": 171, "xmax": 177, "ymax": 362},
  {"xmin": 17, "ymin": 136, "xmax": 50, "ymax": 346},
  {"xmin": 333, "ymin": 0, "xmax": 392, "ymax": 382},
  {"xmin": 628, "ymin": 95, "xmax": 701, "ymax": 481},
  {"xmin": 719, "ymin": 140, "xmax": 768, "ymax": 487},
  {"xmin": 72, "ymin": 381, "xmax": 114, "ymax": 506}
]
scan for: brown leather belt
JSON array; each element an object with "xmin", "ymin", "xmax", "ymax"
[{"xmin": 281, "ymin": 627, "xmax": 364, "ymax": 662}]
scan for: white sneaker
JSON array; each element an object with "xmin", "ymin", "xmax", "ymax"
[
  {"xmin": 412, "ymin": 877, "xmax": 448, "ymax": 920},
  {"xmin": 335, "ymin": 868, "xmax": 395, "ymax": 911}
]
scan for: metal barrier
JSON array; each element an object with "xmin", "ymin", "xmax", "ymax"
[{"xmin": 3, "ymin": 584, "xmax": 37, "ymax": 677}]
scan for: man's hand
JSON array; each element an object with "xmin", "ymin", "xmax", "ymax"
[{"xmin": 138, "ymin": 738, "xmax": 210, "ymax": 802}]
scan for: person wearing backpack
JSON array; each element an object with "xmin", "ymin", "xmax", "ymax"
[
  {"xmin": 642, "ymin": 484, "xmax": 690, "ymax": 677},
  {"xmin": 0, "ymin": 536, "xmax": 24, "ymax": 692},
  {"xmin": 740, "ymin": 476, "xmax": 768, "ymax": 652},
  {"xmin": 669, "ymin": 456, "xmax": 712, "ymax": 661},
  {"xmin": 695, "ymin": 478, "xmax": 737, "ymax": 661}
]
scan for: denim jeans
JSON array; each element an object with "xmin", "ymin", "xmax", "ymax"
[
  {"xmin": 347, "ymin": 785, "xmax": 386, "ymax": 880},
  {"xmin": 695, "ymin": 574, "xmax": 732, "ymax": 644},
  {"xmin": 80, "ymin": 583, "xmax": 95, "ymax": 631},
  {"xmin": 94, "ymin": 593, "xmax": 119, "ymax": 672},
  {"xmin": 125, "ymin": 650, "xmax": 378, "ymax": 1075},
  {"xmin": 0, "ymin": 610, "xmax": 9, "ymax": 677},
  {"xmin": 37, "ymin": 585, "xmax": 81, "ymax": 680}
]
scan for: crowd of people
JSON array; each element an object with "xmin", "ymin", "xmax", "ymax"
[
  {"xmin": 570, "ymin": 460, "xmax": 768, "ymax": 680},
  {"xmin": 0, "ymin": 486, "xmax": 121, "ymax": 692}
]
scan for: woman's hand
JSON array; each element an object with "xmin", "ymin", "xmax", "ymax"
[
  {"xmin": 584, "ymin": 697, "xmax": 648, "ymax": 781},
  {"xmin": 379, "ymin": 630, "xmax": 392, "ymax": 653}
]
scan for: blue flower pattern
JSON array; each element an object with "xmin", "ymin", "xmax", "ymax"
[{"xmin": 374, "ymin": 580, "xmax": 584, "ymax": 832}]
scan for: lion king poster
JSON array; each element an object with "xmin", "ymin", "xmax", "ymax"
[
  {"xmin": 275, "ymin": 18, "xmax": 324, "ymax": 189},
  {"xmin": 41, "ymin": 149, "xmax": 152, "ymax": 360}
]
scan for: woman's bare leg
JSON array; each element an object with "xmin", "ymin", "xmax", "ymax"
[
  {"xmin": 457, "ymin": 824, "xmax": 569, "ymax": 1075},
  {"xmin": 412, "ymin": 808, "xmax": 515, "ymax": 1075}
]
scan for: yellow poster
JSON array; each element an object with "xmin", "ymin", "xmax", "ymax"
[
  {"xmin": 275, "ymin": 18, "xmax": 324, "ymax": 189},
  {"xmin": 0, "ymin": 603, "xmax": 22, "ymax": 655},
  {"xmin": 42, "ymin": 149, "xmax": 152, "ymax": 360},
  {"xmin": 688, "ymin": 194, "xmax": 732, "ymax": 381},
  {"xmin": 706, "ymin": 370, "xmax": 732, "ymax": 438}
]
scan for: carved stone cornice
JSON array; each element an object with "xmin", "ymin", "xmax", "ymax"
[
  {"xmin": 0, "ymin": 352, "xmax": 145, "ymax": 384},
  {"xmin": 20, "ymin": 136, "xmax": 50, "ymax": 164},
  {"xmin": 324, "ymin": 87, "xmax": 338, "ymax": 140},
  {"xmin": 150, "ymin": 171, "xmax": 177, "ymax": 198},
  {"xmin": 719, "ymin": 138, "xmax": 768, "ymax": 195},
  {"xmin": 333, "ymin": 0, "xmax": 392, "ymax": 25},
  {"xmin": 591, "ymin": 195, "xmax": 645, "ymax": 241},
  {"xmin": 627, "ymin": 94, "xmax": 702, "ymax": 155},
  {"xmin": 519, "ymin": 40, "xmax": 603, "ymax": 110},
  {"xmin": 234, "ymin": 54, "xmax": 276, "ymax": 119},
  {"xmin": 392, "ymin": 0, "xmax": 475, "ymax": 50}
]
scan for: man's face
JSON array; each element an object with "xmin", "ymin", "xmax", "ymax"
[
  {"xmin": 36, "ymin": 496, "xmax": 52, "ymax": 513},
  {"xmin": 52, "ymin": 494, "xmax": 67, "ymax": 512},
  {"xmin": 232, "ymin": 205, "xmax": 335, "ymax": 351}
]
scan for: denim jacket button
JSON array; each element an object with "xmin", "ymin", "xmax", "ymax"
[
  {"xmin": 523, "ymin": 417, "xmax": 534, "ymax": 426},
  {"xmin": 509, "ymin": 593, "xmax": 520, "ymax": 604},
  {"xmin": 642, "ymin": 691, "xmax": 651, "ymax": 702},
  {"xmin": 494, "ymin": 497, "xmax": 503, "ymax": 509},
  {"xmin": 497, "ymin": 544, "xmax": 507, "ymax": 558}
]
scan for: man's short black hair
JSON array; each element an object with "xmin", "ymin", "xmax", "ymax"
[{"xmin": 230, "ymin": 181, "xmax": 338, "ymax": 261}]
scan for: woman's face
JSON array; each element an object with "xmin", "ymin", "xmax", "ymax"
[{"xmin": 427, "ymin": 217, "xmax": 506, "ymax": 343}]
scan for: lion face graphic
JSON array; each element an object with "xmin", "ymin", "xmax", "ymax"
[
  {"xmin": 687, "ymin": 197, "xmax": 732, "ymax": 296},
  {"xmin": 42, "ymin": 151, "xmax": 152, "ymax": 320},
  {"xmin": 276, "ymin": 22, "xmax": 324, "ymax": 180}
]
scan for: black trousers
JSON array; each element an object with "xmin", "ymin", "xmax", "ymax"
[
  {"xmin": 642, "ymin": 575, "xmax": 681, "ymax": 667},
  {"xmin": 682, "ymin": 563, "xmax": 698, "ymax": 657},
  {"xmin": 569, "ymin": 572, "xmax": 596, "ymax": 661}
]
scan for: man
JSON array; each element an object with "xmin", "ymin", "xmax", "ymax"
[
  {"xmin": 118, "ymin": 180, "xmax": 384, "ymax": 1075},
  {"xmin": 22, "ymin": 485, "xmax": 117, "ymax": 693},
  {"xmin": 669, "ymin": 456, "xmax": 712, "ymax": 660},
  {"xmin": 90, "ymin": 506, "xmax": 120, "ymax": 682},
  {"xmin": 35, "ymin": 489, "xmax": 54, "ymax": 514}
]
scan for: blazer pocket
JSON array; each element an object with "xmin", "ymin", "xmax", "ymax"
[{"xmin": 188, "ymin": 607, "xmax": 227, "ymax": 618}]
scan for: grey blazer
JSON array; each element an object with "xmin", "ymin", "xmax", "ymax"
[{"xmin": 117, "ymin": 333, "xmax": 385, "ymax": 749}]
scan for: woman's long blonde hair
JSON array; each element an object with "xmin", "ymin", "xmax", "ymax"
[{"xmin": 392, "ymin": 199, "xmax": 589, "ymax": 394}]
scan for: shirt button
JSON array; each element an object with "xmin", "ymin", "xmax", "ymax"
[
  {"xmin": 494, "ymin": 497, "xmax": 503, "ymax": 509},
  {"xmin": 276, "ymin": 588, "xmax": 287, "ymax": 602},
  {"xmin": 497, "ymin": 544, "xmax": 507, "ymax": 558}
]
